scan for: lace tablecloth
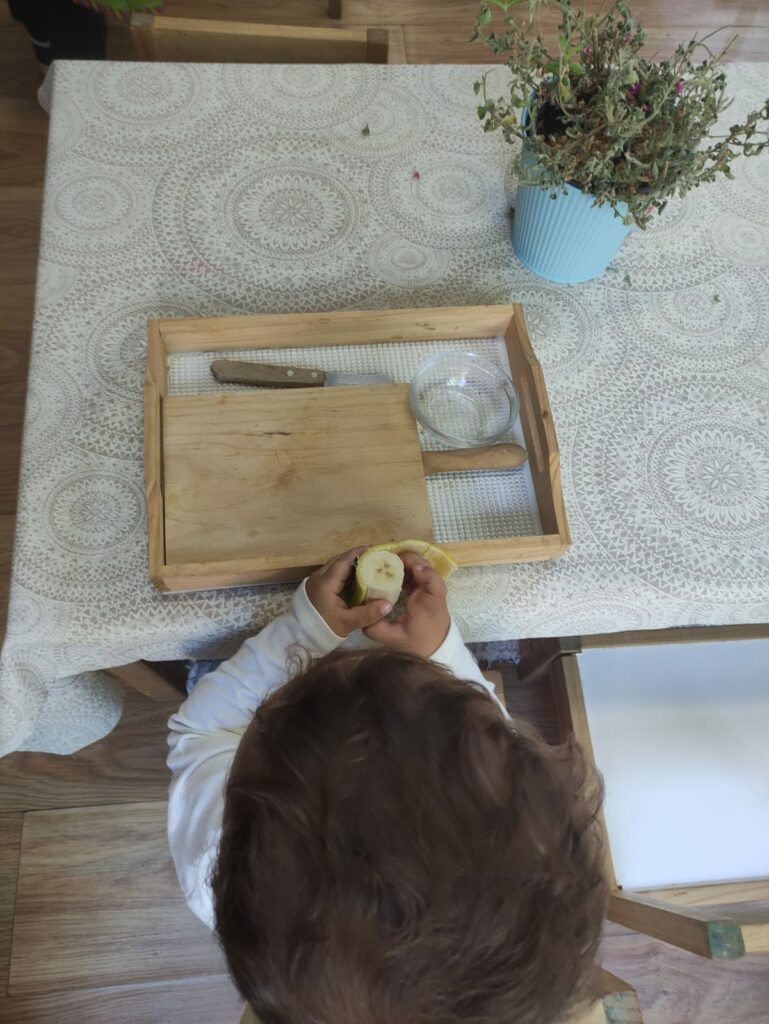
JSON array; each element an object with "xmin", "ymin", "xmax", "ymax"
[{"xmin": 2, "ymin": 61, "xmax": 768, "ymax": 756}]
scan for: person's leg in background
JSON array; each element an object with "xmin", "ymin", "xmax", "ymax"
[{"xmin": 7, "ymin": 0, "xmax": 106, "ymax": 69}]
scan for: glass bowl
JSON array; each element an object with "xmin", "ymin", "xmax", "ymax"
[{"xmin": 409, "ymin": 352, "xmax": 519, "ymax": 448}]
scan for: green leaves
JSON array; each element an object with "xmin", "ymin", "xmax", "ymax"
[{"xmin": 471, "ymin": 0, "xmax": 769, "ymax": 228}]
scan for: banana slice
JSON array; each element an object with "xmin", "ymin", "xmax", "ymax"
[
  {"xmin": 369, "ymin": 539, "xmax": 459, "ymax": 579},
  {"xmin": 351, "ymin": 548, "xmax": 405, "ymax": 606}
]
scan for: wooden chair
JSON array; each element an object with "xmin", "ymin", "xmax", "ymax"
[
  {"xmin": 544, "ymin": 645, "xmax": 769, "ymax": 962},
  {"xmin": 130, "ymin": 13, "xmax": 388, "ymax": 64},
  {"xmin": 518, "ymin": 623, "xmax": 769, "ymax": 689}
]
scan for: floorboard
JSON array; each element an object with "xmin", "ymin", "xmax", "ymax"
[
  {"xmin": 0, "ymin": 975, "xmax": 243, "ymax": 1024},
  {"xmin": 9, "ymin": 802, "xmax": 226, "ymax": 995},
  {"xmin": 0, "ymin": 690, "xmax": 177, "ymax": 812},
  {"xmin": 0, "ymin": 187, "xmax": 43, "ymax": 288},
  {"xmin": 0, "ymin": 99, "xmax": 47, "ymax": 187},
  {"xmin": 0, "ymin": 814, "xmax": 23, "ymax": 996},
  {"xmin": 0, "ymin": 515, "xmax": 16, "ymax": 642},
  {"xmin": 600, "ymin": 925, "xmax": 769, "ymax": 1024}
]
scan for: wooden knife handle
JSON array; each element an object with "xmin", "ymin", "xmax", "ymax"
[
  {"xmin": 211, "ymin": 360, "xmax": 327, "ymax": 388},
  {"xmin": 421, "ymin": 444, "xmax": 528, "ymax": 475}
]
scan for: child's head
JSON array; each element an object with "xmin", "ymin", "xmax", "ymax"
[{"xmin": 213, "ymin": 649, "xmax": 607, "ymax": 1024}]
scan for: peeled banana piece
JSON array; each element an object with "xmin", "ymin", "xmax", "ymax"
[
  {"xmin": 351, "ymin": 548, "xmax": 404, "ymax": 607},
  {"xmin": 370, "ymin": 539, "xmax": 458, "ymax": 579},
  {"xmin": 350, "ymin": 539, "xmax": 458, "ymax": 608}
]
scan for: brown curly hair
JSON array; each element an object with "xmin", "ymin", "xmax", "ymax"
[{"xmin": 212, "ymin": 648, "xmax": 607, "ymax": 1024}]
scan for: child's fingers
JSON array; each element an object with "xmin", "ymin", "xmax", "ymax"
[
  {"xmin": 404, "ymin": 592, "xmax": 447, "ymax": 630},
  {"xmin": 409, "ymin": 562, "xmax": 447, "ymax": 598},
  {"xmin": 322, "ymin": 546, "xmax": 367, "ymax": 585},
  {"xmin": 342, "ymin": 599, "xmax": 392, "ymax": 633},
  {"xmin": 362, "ymin": 617, "xmax": 406, "ymax": 645},
  {"xmin": 399, "ymin": 552, "xmax": 432, "ymax": 573},
  {"xmin": 399, "ymin": 553, "xmax": 447, "ymax": 599}
]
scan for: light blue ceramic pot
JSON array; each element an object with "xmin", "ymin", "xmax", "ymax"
[{"xmin": 511, "ymin": 125, "xmax": 632, "ymax": 283}]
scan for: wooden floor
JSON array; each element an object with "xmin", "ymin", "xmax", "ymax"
[{"xmin": 1, "ymin": 0, "xmax": 768, "ymax": 1020}]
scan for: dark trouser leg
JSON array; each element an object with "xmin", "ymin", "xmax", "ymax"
[{"xmin": 7, "ymin": 0, "xmax": 106, "ymax": 65}]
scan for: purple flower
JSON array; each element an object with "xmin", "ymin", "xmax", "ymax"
[
  {"xmin": 628, "ymin": 80, "xmax": 642, "ymax": 96},
  {"xmin": 582, "ymin": 44, "xmax": 593, "ymax": 56},
  {"xmin": 675, "ymin": 80, "xmax": 685, "ymax": 95},
  {"xmin": 642, "ymin": 102, "xmax": 651, "ymax": 112}
]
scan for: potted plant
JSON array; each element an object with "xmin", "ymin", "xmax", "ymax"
[{"xmin": 471, "ymin": 0, "xmax": 769, "ymax": 283}]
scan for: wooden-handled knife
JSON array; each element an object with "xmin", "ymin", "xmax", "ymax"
[
  {"xmin": 420, "ymin": 445, "xmax": 527, "ymax": 473},
  {"xmin": 211, "ymin": 359, "xmax": 391, "ymax": 389}
]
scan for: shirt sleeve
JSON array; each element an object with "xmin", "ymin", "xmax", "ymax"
[
  {"xmin": 166, "ymin": 580, "xmax": 343, "ymax": 927},
  {"xmin": 429, "ymin": 619, "xmax": 508, "ymax": 714}
]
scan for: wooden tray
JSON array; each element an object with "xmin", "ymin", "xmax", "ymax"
[{"xmin": 145, "ymin": 305, "xmax": 570, "ymax": 592}]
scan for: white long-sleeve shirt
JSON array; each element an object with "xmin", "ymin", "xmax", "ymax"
[{"xmin": 167, "ymin": 580, "xmax": 499, "ymax": 929}]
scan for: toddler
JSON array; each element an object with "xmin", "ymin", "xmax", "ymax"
[{"xmin": 168, "ymin": 548, "xmax": 607, "ymax": 1024}]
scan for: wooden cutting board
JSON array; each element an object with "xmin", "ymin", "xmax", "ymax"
[{"xmin": 162, "ymin": 383, "xmax": 434, "ymax": 565}]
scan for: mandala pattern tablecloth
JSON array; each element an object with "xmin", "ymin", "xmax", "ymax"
[{"xmin": 3, "ymin": 61, "xmax": 768, "ymax": 755}]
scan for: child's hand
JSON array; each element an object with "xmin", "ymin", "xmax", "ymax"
[
  {"xmin": 306, "ymin": 547, "xmax": 392, "ymax": 638},
  {"xmin": 363, "ymin": 552, "xmax": 450, "ymax": 658}
]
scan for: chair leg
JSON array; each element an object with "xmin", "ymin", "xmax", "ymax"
[
  {"xmin": 516, "ymin": 636, "xmax": 581, "ymax": 685},
  {"xmin": 327, "ymin": 0, "xmax": 342, "ymax": 18},
  {"xmin": 701, "ymin": 903, "xmax": 769, "ymax": 954},
  {"xmin": 364, "ymin": 27, "xmax": 389, "ymax": 64},
  {"xmin": 585, "ymin": 966, "xmax": 643, "ymax": 1023},
  {"xmin": 105, "ymin": 661, "xmax": 186, "ymax": 703},
  {"xmin": 129, "ymin": 11, "xmax": 157, "ymax": 59},
  {"xmin": 608, "ymin": 891, "xmax": 745, "ymax": 960}
]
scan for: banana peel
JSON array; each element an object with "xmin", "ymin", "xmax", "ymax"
[{"xmin": 349, "ymin": 539, "xmax": 458, "ymax": 607}]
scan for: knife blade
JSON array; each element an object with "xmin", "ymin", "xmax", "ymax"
[{"xmin": 210, "ymin": 359, "xmax": 392, "ymax": 389}]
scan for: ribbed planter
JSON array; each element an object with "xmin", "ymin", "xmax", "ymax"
[
  {"xmin": 512, "ymin": 179, "xmax": 631, "ymax": 283},
  {"xmin": 511, "ymin": 137, "xmax": 632, "ymax": 284}
]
